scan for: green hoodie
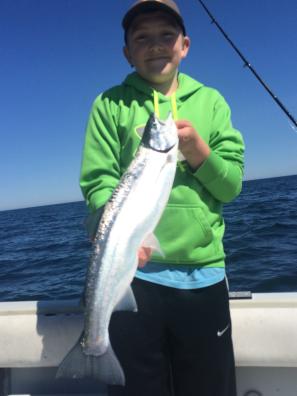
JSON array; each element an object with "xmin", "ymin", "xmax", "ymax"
[{"xmin": 80, "ymin": 72, "xmax": 244, "ymax": 267}]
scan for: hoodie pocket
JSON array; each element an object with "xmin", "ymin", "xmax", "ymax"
[{"xmin": 154, "ymin": 204, "xmax": 216, "ymax": 262}]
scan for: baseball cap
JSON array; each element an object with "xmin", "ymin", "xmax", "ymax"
[{"xmin": 122, "ymin": 0, "xmax": 186, "ymax": 40}]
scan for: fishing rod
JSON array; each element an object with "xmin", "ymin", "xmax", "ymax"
[{"xmin": 197, "ymin": 0, "xmax": 297, "ymax": 128}]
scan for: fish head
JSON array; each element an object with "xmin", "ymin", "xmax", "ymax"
[{"xmin": 141, "ymin": 113, "xmax": 178, "ymax": 152}]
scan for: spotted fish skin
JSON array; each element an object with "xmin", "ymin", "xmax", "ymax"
[{"xmin": 56, "ymin": 113, "xmax": 178, "ymax": 385}]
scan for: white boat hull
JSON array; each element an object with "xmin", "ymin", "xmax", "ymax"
[{"xmin": 0, "ymin": 293, "xmax": 297, "ymax": 395}]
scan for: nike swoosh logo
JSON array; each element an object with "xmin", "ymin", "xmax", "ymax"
[{"xmin": 217, "ymin": 324, "xmax": 230, "ymax": 337}]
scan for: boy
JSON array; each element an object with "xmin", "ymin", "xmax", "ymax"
[{"xmin": 80, "ymin": 1, "xmax": 244, "ymax": 395}]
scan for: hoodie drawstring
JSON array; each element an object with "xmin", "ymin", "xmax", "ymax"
[
  {"xmin": 153, "ymin": 90, "xmax": 160, "ymax": 118},
  {"xmin": 153, "ymin": 90, "xmax": 185, "ymax": 165},
  {"xmin": 170, "ymin": 92, "xmax": 178, "ymax": 121},
  {"xmin": 153, "ymin": 90, "xmax": 178, "ymax": 121}
]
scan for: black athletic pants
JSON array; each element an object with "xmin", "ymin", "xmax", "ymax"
[{"xmin": 108, "ymin": 278, "xmax": 237, "ymax": 396}]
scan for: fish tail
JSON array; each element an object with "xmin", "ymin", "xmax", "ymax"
[{"xmin": 56, "ymin": 336, "xmax": 125, "ymax": 386}]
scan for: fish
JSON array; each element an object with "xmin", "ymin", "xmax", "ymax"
[{"xmin": 56, "ymin": 112, "xmax": 178, "ymax": 385}]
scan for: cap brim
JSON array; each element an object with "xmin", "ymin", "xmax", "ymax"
[{"xmin": 122, "ymin": 2, "xmax": 186, "ymax": 36}]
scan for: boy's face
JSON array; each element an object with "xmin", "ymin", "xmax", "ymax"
[{"xmin": 124, "ymin": 11, "xmax": 190, "ymax": 87}]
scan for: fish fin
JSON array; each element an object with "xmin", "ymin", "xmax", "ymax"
[
  {"xmin": 114, "ymin": 286, "xmax": 137, "ymax": 312},
  {"xmin": 84, "ymin": 207, "xmax": 105, "ymax": 240},
  {"xmin": 177, "ymin": 150, "xmax": 185, "ymax": 161},
  {"xmin": 56, "ymin": 335, "xmax": 125, "ymax": 386},
  {"xmin": 142, "ymin": 233, "xmax": 165, "ymax": 257}
]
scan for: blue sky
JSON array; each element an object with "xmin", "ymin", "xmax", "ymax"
[{"xmin": 1, "ymin": 0, "xmax": 296, "ymax": 211}]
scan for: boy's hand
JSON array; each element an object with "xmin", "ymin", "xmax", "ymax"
[
  {"xmin": 176, "ymin": 120, "xmax": 210, "ymax": 170},
  {"xmin": 138, "ymin": 247, "xmax": 152, "ymax": 268}
]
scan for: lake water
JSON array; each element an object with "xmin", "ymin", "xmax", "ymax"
[{"xmin": 0, "ymin": 174, "xmax": 296, "ymax": 301}]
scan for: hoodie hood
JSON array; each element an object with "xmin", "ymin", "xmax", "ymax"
[{"xmin": 123, "ymin": 72, "xmax": 204, "ymax": 103}]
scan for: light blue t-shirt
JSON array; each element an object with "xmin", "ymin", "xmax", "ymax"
[{"xmin": 136, "ymin": 262, "xmax": 225, "ymax": 289}]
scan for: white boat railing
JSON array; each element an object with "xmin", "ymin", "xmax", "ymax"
[
  {"xmin": 0, "ymin": 293, "xmax": 297, "ymax": 368},
  {"xmin": 0, "ymin": 293, "xmax": 297, "ymax": 396}
]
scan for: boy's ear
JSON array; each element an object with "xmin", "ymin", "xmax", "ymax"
[
  {"xmin": 181, "ymin": 36, "xmax": 190, "ymax": 59},
  {"xmin": 123, "ymin": 46, "xmax": 133, "ymax": 67}
]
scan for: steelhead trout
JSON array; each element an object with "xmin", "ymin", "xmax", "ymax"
[{"xmin": 56, "ymin": 113, "xmax": 178, "ymax": 385}]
